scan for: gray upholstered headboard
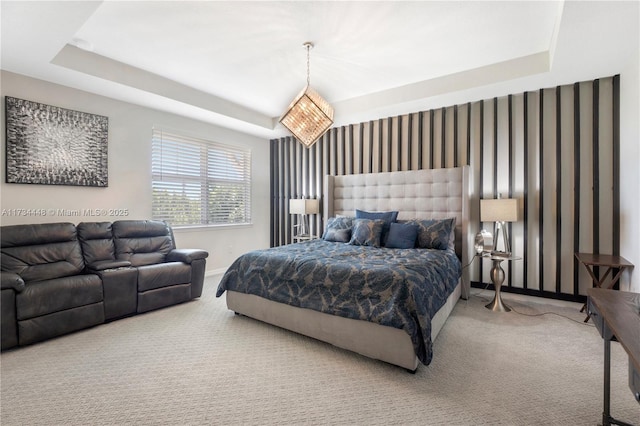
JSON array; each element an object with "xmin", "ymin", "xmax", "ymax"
[{"xmin": 324, "ymin": 166, "xmax": 471, "ymax": 298}]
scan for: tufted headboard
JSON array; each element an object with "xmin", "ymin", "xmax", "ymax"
[{"xmin": 324, "ymin": 166, "xmax": 471, "ymax": 298}]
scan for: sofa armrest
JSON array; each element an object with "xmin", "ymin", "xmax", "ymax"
[
  {"xmin": 1, "ymin": 272, "xmax": 25, "ymax": 293},
  {"xmin": 87, "ymin": 260, "xmax": 132, "ymax": 271},
  {"xmin": 166, "ymin": 249, "xmax": 209, "ymax": 264}
]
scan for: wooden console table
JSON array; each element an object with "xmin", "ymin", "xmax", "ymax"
[
  {"xmin": 575, "ymin": 253, "xmax": 634, "ymax": 322},
  {"xmin": 587, "ymin": 288, "xmax": 640, "ymax": 426}
]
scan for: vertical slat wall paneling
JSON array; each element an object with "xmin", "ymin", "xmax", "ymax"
[
  {"xmin": 270, "ymin": 140, "xmax": 276, "ymax": 247},
  {"xmin": 538, "ymin": 89, "xmax": 545, "ymax": 294},
  {"xmin": 478, "ymin": 100, "xmax": 485, "ymax": 285},
  {"xmin": 453, "ymin": 105, "xmax": 459, "ymax": 167},
  {"xmin": 512, "ymin": 94, "xmax": 525, "ymax": 289},
  {"xmin": 577, "ymin": 81, "xmax": 593, "ymax": 295},
  {"xmin": 527, "ymin": 91, "xmax": 541, "ymax": 291},
  {"xmin": 507, "ymin": 95, "xmax": 514, "ymax": 288},
  {"xmin": 573, "ymin": 83, "xmax": 581, "ymax": 296},
  {"xmin": 290, "ymin": 138, "xmax": 297, "ymax": 240},
  {"xmin": 592, "ymin": 79, "xmax": 600, "ymax": 280},
  {"xmin": 339, "ymin": 127, "xmax": 346, "ymax": 176},
  {"xmin": 598, "ymin": 80, "xmax": 614, "ymax": 262},
  {"xmin": 559, "ymin": 85, "xmax": 575, "ymax": 295},
  {"xmin": 542, "ymin": 88, "xmax": 558, "ymax": 294},
  {"xmin": 418, "ymin": 113, "xmax": 424, "ymax": 170},
  {"xmin": 351, "ymin": 125, "xmax": 356, "ymax": 174},
  {"xmin": 612, "ymin": 75, "xmax": 620, "ymax": 257},
  {"xmin": 429, "ymin": 110, "xmax": 435, "ymax": 169},
  {"xmin": 611, "ymin": 75, "xmax": 620, "ymax": 282},
  {"xmin": 440, "ymin": 108, "xmax": 447, "ymax": 168},
  {"xmin": 377, "ymin": 119, "xmax": 383, "ymax": 173},
  {"xmin": 555, "ymin": 86, "xmax": 562, "ymax": 294},
  {"xmin": 407, "ymin": 114, "xmax": 413, "ymax": 170},
  {"xmin": 490, "ymin": 98, "xmax": 499, "ymax": 282},
  {"xmin": 278, "ymin": 138, "xmax": 285, "ymax": 246},
  {"xmin": 269, "ymin": 75, "xmax": 619, "ymax": 301},
  {"xmin": 358, "ymin": 123, "xmax": 364, "ymax": 174},
  {"xmin": 522, "ymin": 93, "xmax": 529, "ymax": 289}
]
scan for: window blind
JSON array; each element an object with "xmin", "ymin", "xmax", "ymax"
[{"xmin": 152, "ymin": 129, "xmax": 251, "ymax": 227}]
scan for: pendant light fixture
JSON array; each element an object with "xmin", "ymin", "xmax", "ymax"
[{"xmin": 279, "ymin": 42, "xmax": 334, "ymax": 148}]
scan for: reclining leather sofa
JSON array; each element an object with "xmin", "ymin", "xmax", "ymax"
[{"xmin": 0, "ymin": 220, "xmax": 208, "ymax": 350}]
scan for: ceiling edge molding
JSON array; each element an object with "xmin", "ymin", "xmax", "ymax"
[
  {"xmin": 51, "ymin": 44, "xmax": 274, "ymax": 131},
  {"xmin": 324, "ymin": 51, "xmax": 551, "ymax": 125}
]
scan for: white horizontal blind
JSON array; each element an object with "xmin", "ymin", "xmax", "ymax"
[{"xmin": 152, "ymin": 129, "xmax": 251, "ymax": 227}]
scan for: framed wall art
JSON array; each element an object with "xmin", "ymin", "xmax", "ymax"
[{"xmin": 5, "ymin": 96, "xmax": 108, "ymax": 187}]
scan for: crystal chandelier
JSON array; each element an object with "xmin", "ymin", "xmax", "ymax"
[{"xmin": 279, "ymin": 42, "xmax": 334, "ymax": 148}]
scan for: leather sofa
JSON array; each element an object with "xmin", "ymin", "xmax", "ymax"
[{"xmin": 0, "ymin": 220, "xmax": 208, "ymax": 350}]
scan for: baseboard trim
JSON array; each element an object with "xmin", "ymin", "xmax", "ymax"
[{"xmin": 471, "ymin": 281, "xmax": 587, "ymax": 303}]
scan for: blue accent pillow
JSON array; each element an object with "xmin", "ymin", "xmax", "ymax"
[
  {"xmin": 323, "ymin": 228, "xmax": 351, "ymax": 243},
  {"xmin": 349, "ymin": 218, "xmax": 385, "ymax": 247},
  {"xmin": 385, "ymin": 222, "xmax": 419, "ymax": 249},
  {"xmin": 322, "ymin": 216, "xmax": 354, "ymax": 242},
  {"xmin": 408, "ymin": 218, "xmax": 456, "ymax": 250},
  {"xmin": 355, "ymin": 209, "xmax": 398, "ymax": 246}
]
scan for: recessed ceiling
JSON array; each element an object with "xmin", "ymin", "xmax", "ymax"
[{"xmin": 1, "ymin": 1, "xmax": 563, "ymax": 138}]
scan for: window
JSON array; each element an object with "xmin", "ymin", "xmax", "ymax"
[{"xmin": 151, "ymin": 129, "xmax": 251, "ymax": 227}]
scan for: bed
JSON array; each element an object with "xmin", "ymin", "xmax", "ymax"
[{"xmin": 216, "ymin": 166, "xmax": 471, "ymax": 371}]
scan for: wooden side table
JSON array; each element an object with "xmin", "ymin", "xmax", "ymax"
[{"xmin": 575, "ymin": 252, "xmax": 634, "ymax": 322}]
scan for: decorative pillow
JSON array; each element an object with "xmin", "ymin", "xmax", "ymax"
[
  {"xmin": 322, "ymin": 216, "xmax": 354, "ymax": 241},
  {"xmin": 323, "ymin": 227, "xmax": 351, "ymax": 243},
  {"xmin": 385, "ymin": 222, "xmax": 419, "ymax": 249},
  {"xmin": 349, "ymin": 218, "xmax": 385, "ymax": 247},
  {"xmin": 409, "ymin": 218, "xmax": 456, "ymax": 250},
  {"xmin": 355, "ymin": 209, "xmax": 399, "ymax": 246}
]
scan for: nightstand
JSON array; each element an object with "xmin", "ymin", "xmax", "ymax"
[
  {"xmin": 575, "ymin": 252, "xmax": 634, "ymax": 322},
  {"xmin": 483, "ymin": 254, "xmax": 521, "ymax": 312}
]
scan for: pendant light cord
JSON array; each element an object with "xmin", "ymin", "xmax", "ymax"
[{"xmin": 306, "ymin": 43, "xmax": 311, "ymax": 86}]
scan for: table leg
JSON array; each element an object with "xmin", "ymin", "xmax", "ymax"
[
  {"xmin": 602, "ymin": 337, "xmax": 636, "ymax": 426},
  {"xmin": 486, "ymin": 259, "xmax": 510, "ymax": 312},
  {"xmin": 604, "ymin": 337, "xmax": 612, "ymax": 426}
]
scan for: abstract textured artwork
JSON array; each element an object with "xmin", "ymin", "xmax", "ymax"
[{"xmin": 5, "ymin": 97, "xmax": 108, "ymax": 187}]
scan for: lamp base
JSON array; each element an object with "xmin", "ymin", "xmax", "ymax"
[{"xmin": 485, "ymin": 296, "xmax": 512, "ymax": 312}]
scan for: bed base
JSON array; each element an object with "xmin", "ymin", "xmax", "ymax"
[{"xmin": 226, "ymin": 281, "xmax": 462, "ymax": 371}]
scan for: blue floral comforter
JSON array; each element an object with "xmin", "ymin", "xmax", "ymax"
[{"xmin": 216, "ymin": 240, "xmax": 461, "ymax": 365}]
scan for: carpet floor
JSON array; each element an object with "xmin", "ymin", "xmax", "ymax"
[{"xmin": 1, "ymin": 275, "xmax": 638, "ymax": 425}]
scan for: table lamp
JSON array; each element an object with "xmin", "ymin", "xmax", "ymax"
[
  {"xmin": 289, "ymin": 198, "xmax": 319, "ymax": 237},
  {"xmin": 480, "ymin": 197, "xmax": 519, "ymax": 256}
]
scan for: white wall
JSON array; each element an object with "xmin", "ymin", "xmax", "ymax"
[{"xmin": 0, "ymin": 71, "xmax": 271, "ymax": 274}]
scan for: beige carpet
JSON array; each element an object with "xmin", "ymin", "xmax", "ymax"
[{"xmin": 1, "ymin": 275, "xmax": 638, "ymax": 425}]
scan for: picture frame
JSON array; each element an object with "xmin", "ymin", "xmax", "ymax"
[{"xmin": 5, "ymin": 96, "xmax": 108, "ymax": 187}]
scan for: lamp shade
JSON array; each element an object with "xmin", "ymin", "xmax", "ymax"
[
  {"xmin": 289, "ymin": 198, "xmax": 319, "ymax": 215},
  {"xmin": 480, "ymin": 198, "xmax": 519, "ymax": 222},
  {"xmin": 280, "ymin": 85, "xmax": 334, "ymax": 148}
]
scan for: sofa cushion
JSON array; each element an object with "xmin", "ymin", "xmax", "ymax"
[
  {"xmin": 137, "ymin": 262, "xmax": 191, "ymax": 292},
  {"xmin": 1, "ymin": 223, "xmax": 84, "ymax": 282},
  {"xmin": 77, "ymin": 222, "xmax": 117, "ymax": 265},
  {"xmin": 112, "ymin": 220, "xmax": 175, "ymax": 266},
  {"xmin": 16, "ymin": 274, "xmax": 103, "ymax": 320}
]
